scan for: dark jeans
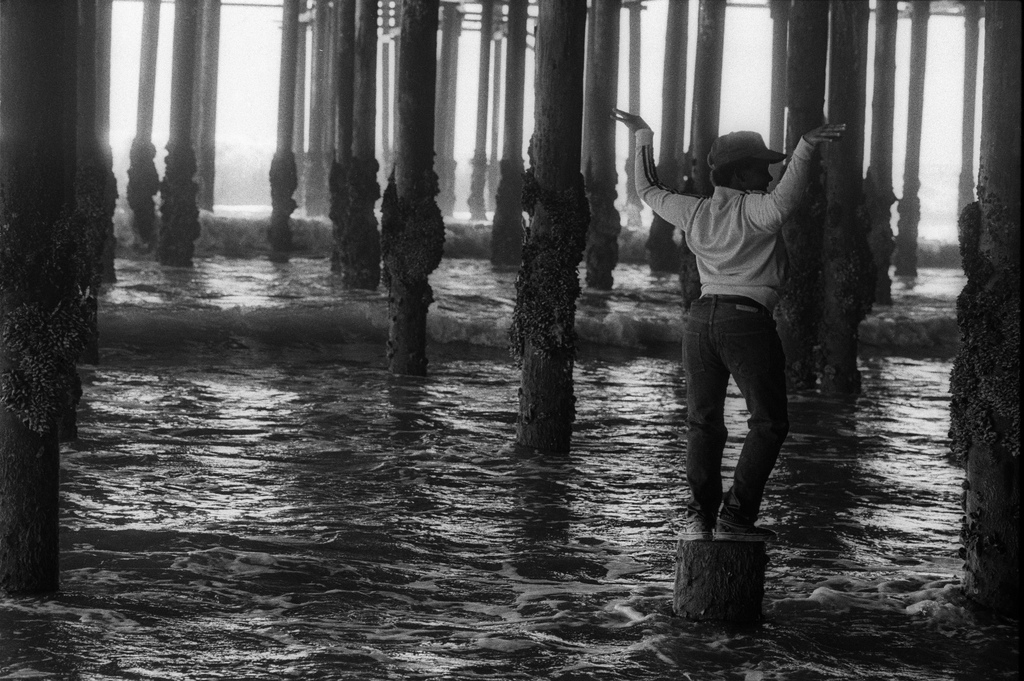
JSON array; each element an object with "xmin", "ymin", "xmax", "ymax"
[{"xmin": 683, "ymin": 295, "xmax": 789, "ymax": 525}]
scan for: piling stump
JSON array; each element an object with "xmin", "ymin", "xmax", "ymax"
[{"xmin": 673, "ymin": 539, "xmax": 768, "ymax": 622}]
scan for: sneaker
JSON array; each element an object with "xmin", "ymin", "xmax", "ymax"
[
  {"xmin": 681, "ymin": 515, "xmax": 714, "ymax": 541},
  {"xmin": 715, "ymin": 516, "xmax": 777, "ymax": 542}
]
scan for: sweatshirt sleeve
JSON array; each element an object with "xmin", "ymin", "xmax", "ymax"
[
  {"xmin": 740, "ymin": 137, "xmax": 816, "ymax": 232},
  {"xmin": 633, "ymin": 128, "xmax": 705, "ymax": 229}
]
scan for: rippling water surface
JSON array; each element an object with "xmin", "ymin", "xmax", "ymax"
[{"xmin": 0, "ymin": 259, "xmax": 1016, "ymax": 680}]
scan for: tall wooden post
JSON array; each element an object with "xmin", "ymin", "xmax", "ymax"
[
  {"xmin": 512, "ymin": 0, "xmax": 589, "ymax": 454},
  {"xmin": 487, "ymin": 22, "xmax": 505, "ymax": 212},
  {"xmin": 819, "ymin": 0, "xmax": 873, "ymax": 394},
  {"xmin": 293, "ymin": 9, "xmax": 308, "ymax": 208},
  {"xmin": 894, "ymin": 0, "xmax": 929, "ymax": 279},
  {"xmin": 435, "ymin": 3, "xmax": 463, "ymax": 216},
  {"xmin": 268, "ymin": 0, "xmax": 301, "ymax": 259},
  {"xmin": 158, "ymin": 0, "xmax": 202, "ymax": 267},
  {"xmin": 957, "ymin": 0, "xmax": 980, "ymax": 211},
  {"xmin": 623, "ymin": 0, "xmax": 643, "ymax": 228},
  {"xmin": 865, "ymin": 0, "xmax": 898, "ymax": 305},
  {"xmin": 682, "ymin": 0, "xmax": 726, "ymax": 308},
  {"xmin": 334, "ymin": 0, "xmax": 381, "ymax": 289},
  {"xmin": 777, "ymin": 0, "xmax": 828, "ymax": 390},
  {"xmin": 583, "ymin": 0, "xmax": 622, "ymax": 291},
  {"xmin": 647, "ymin": 0, "xmax": 688, "ymax": 274},
  {"xmin": 491, "ymin": 0, "xmax": 528, "ymax": 267},
  {"xmin": 195, "ymin": 0, "xmax": 222, "ymax": 213},
  {"xmin": 127, "ymin": 0, "xmax": 161, "ymax": 249},
  {"xmin": 468, "ymin": 0, "xmax": 495, "ymax": 220},
  {"xmin": 329, "ymin": 0, "xmax": 357, "ymax": 265},
  {"xmin": 767, "ymin": 0, "xmax": 789, "ymax": 190},
  {"xmin": 381, "ymin": 0, "xmax": 393, "ymax": 171},
  {"xmin": 950, "ymin": 0, "xmax": 1020, "ymax": 617},
  {"xmin": 381, "ymin": 0, "xmax": 445, "ymax": 376},
  {"xmin": 0, "ymin": 0, "xmax": 82, "ymax": 595},
  {"xmin": 96, "ymin": 0, "xmax": 117, "ymax": 284},
  {"xmin": 304, "ymin": 0, "xmax": 332, "ymax": 216}
]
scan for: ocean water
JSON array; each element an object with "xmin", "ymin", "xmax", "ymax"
[{"xmin": 0, "ymin": 258, "xmax": 1017, "ymax": 680}]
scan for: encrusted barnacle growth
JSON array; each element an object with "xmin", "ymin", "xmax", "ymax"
[
  {"xmin": 126, "ymin": 138, "xmax": 161, "ymax": 249},
  {"xmin": 380, "ymin": 169, "xmax": 445, "ymax": 375},
  {"xmin": 949, "ymin": 200, "xmax": 1020, "ymax": 464},
  {"xmin": 158, "ymin": 142, "xmax": 201, "ymax": 267},
  {"xmin": 509, "ymin": 168, "xmax": 590, "ymax": 366},
  {"xmin": 0, "ymin": 204, "xmax": 95, "ymax": 435},
  {"xmin": 268, "ymin": 149, "xmax": 299, "ymax": 258},
  {"xmin": 332, "ymin": 156, "xmax": 382, "ymax": 289}
]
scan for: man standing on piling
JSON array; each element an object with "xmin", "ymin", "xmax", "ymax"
[{"xmin": 612, "ymin": 108, "xmax": 844, "ymax": 541}]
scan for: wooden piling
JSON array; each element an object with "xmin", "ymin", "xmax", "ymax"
[
  {"xmin": 435, "ymin": 3, "xmax": 463, "ymax": 217},
  {"xmin": 158, "ymin": 0, "xmax": 202, "ymax": 267},
  {"xmin": 195, "ymin": 0, "xmax": 222, "ymax": 214},
  {"xmin": 582, "ymin": 0, "xmax": 622, "ymax": 291},
  {"xmin": 957, "ymin": 0, "xmax": 981, "ymax": 212},
  {"xmin": 776, "ymin": 0, "xmax": 828, "ymax": 391},
  {"xmin": 0, "ymin": 0, "xmax": 81, "ymax": 595},
  {"xmin": 126, "ymin": 0, "xmax": 161, "ymax": 249},
  {"xmin": 646, "ymin": 0, "xmax": 688, "ymax": 275},
  {"xmin": 674, "ymin": 540, "xmax": 768, "ymax": 622},
  {"xmin": 950, "ymin": 0, "xmax": 1020, "ymax": 617},
  {"xmin": 468, "ymin": 0, "xmax": 495, "ymax": 220},
  {"xmin": 512, "ymin": 0, "xmax": 589, "ymax": 454},
  {"xmin": 304, "ymin": 0, "xmax": 332, "ymax": 217},
  {"xmin": 894, "ymin": 0, "xmax": 930, "ymax": 279},
  {"xmin": 268, "ymin": 0, "xmax": 301, "ymax": 259},
  {"xmin": 381, "ymin": 0, "xmax": 444, "ymax": 376},
  {"xmin": 865, "ymin": 0, "xmax": 898, "ymax": 306},
  {"xmin": 490, "ymin": 0, "xmax": 528, "ymax": 268},
  {"xmin": 819, "ymin": 0, "xmax": 873, "ymax": 395}
]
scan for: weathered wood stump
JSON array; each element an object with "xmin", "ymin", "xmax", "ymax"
[{"xmin": 673, "ymin": 539, "xmax": 768, "ymax": 622}]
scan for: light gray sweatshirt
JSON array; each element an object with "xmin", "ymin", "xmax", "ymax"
[{"xmin": 633, "ymin": 128, "xmax": 815, "ymax": 311}]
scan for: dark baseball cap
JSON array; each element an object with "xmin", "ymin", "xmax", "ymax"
[{"xmin": 707, "ymin": 131, "xmax": 787, "ymax": 169}]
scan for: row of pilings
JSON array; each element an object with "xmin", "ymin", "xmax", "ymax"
[{"xmin": 0, "ymin": 0, "xmax": 1018, "ymax": 618}]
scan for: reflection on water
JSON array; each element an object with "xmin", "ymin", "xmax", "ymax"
[{"xmin": 0, "ymin": 260, "xmax": 1016, "ymax": 680}]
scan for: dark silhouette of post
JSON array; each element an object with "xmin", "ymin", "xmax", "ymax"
[
  {"xmin": 583, "ymin": 0, "xmax": 622, "ymax": 291},
  {"xmin": 435, "ymin": 3, "xmax": 463, "ymax": 216},
  {"xmin": 819, "ymin": 0, "xmax": 873, "ymax": 394},
  {"xmin": 381, "ymin": 0, "xmax": 445, "ymax": 376},
  {"xmin": 487, "ymin": 23, "xmax": 505, "ymax": 212},
  {"xmin": 957, "ymin": 0, "xmax": 980, "ymax": 211},
  {"xmin": 682, "ymin": 0, "xmax": 726, "ymax": 308},
  {"xmin": 767, "ymin": 0, "xmax": 789, "ymax": 190},
  {"xmin": 950, "ymin": 0, "xmax": 1020, "ymax": 618},
  {"xmin": 646, "ymin": 0, "xmax": 688, "ymax": 274},
  {"xmin": 776, "ymin": 0, "xmax": 828, "ymax": 390},
  {"xmin": 158, "ymin": 0, "xmax": 202, "ymax": 267},
  {"xmin": 865, "ymin": 0, "xmax": 898, "ymax": 305},
  {"xmin": 127, "ymin": 0, "xmax": 161, "ymax": 250},
  {"xmin": 894, "ymin": 0, "xmax": 929, "ymax": 279},
  {"xmin": 334, "ymin": 0, "xmax": 381, "ymax": 289},
  {"xmin": 329, "ymin": 0, "xmax": 357, "ymax": 266},
  {"xmin": 623, "ymin": 0, "xmax": 643, "ymax": 228},
  {"xmin": 468, "ymin": 0, "xmax": 495, "ymax": 220},
  {"xmin": 195, "ymin": 0, "xmax": 221, "ymax": 213},
  {"xmin": 491, "ymin": 0, "xmax": 528, "ymax": 267},
  {"xmin": 0, "ymin": 0, "xmax": 83, "ymax": 595},
  {"xmin": 96, "ymin": 0, "xmax": 117, "ymax": 284},
  {"xmin": 268, "ymin": 0, "xmax": 301, "ymax": 260},
  {"xmin": 304, "ymin": 0, "xmax": 332, "ymax": 216},
  {"xmin": 511, "ymin": 0, "xmax": 589, "ymax": 454}
]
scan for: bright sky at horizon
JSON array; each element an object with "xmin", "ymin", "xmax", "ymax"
[{"xmin": 109, "ymin": 0, "xmax": 983, "ymax": 243}]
